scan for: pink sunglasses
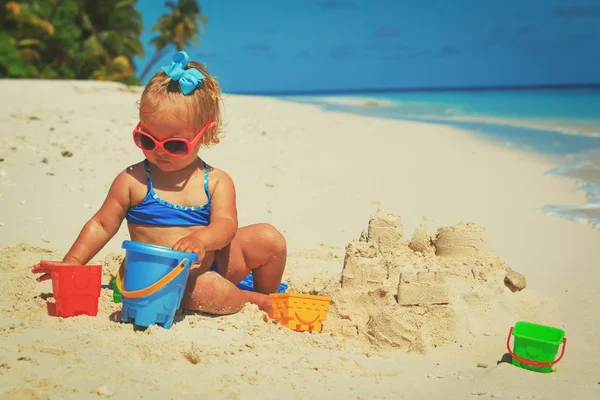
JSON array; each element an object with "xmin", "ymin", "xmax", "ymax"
[{"xmin": 132, "ymin": 121, "xmax": 212, "ymax": 157}]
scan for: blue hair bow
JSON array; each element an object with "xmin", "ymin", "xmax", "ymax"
[{"xmin": 161, "ymin": 51, "xmax": 204, "ymax": 95}]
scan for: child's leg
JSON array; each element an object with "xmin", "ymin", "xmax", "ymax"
[
  {"xmin": 181, "ymin": 270, "xmax": 273, "ymax": 316},
  {"xmin": 216, "ymin": 223, "xmax": 287, "ymax": 293},
  {"xmin": 180, "ymin": 223, "xmax": 286, "ymax": 316}
]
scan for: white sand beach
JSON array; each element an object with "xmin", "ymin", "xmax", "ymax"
[{"xmin": 1, "ymin": 79, "xmax": 599, "ymax": 399}]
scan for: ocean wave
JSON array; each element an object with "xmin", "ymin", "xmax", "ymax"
[
  {"xmin": 400, "ymin": 114, "xmax": 600, "ymax": 138},
  {"xmin": 541, "ymin": 149, "xmax": 600, "ymax": 229},
  {"xmin": 288, "ymin": 94, "xmax": 600, "ymax": 138},
  {"xmin": 540, "ymin": 204, "xmax": 600, "ymax": 229}
]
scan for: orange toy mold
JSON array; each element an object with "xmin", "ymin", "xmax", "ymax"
[{"xmin": 270, "ymin": 293, "xmax": 331, "ymax": 333}]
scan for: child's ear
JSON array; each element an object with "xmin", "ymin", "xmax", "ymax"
[{"xmin": 208, "ymin": 122, "xmax": 218, "ymax": 135}]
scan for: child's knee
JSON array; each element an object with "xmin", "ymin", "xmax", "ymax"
[
  {"xmin": 256, "ymin": 223, "xmax": 286, "ymax": 253},
  {"xmin": 181, "ymin": 271, "xmax": 231, "ymax": 311},
  {"xmin": 181, "ymin": 271, "xmax": 239, "ymax": 314}
]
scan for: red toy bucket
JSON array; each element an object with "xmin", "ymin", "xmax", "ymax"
[{"xmin": 44, "ymin": 262, "xmax": 102, "ymax": 317}]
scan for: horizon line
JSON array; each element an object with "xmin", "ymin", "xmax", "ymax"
[{"xmin": 225, "ymin": 82, "xmax": 600, "ymax": 96}]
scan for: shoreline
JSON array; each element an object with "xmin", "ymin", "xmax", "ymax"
[
  {"xmin": 279, "ymin": 93, "xmax": 600, "ymax": 138},
  {"xmin": 283, "ymin": 95, "xmax": 600, "ymax": 138},
  {"xmin": 277, "ymin": 94, "xmax": 600, "ymax": 232}
]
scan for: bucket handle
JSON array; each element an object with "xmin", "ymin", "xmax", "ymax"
[
  {"xmin": 116, "ymin": 258, "xmax": 189, "ymax": 299},
  {"xmin": 506, "ymin": 326, "xmax": 567, "ymax": 367}
]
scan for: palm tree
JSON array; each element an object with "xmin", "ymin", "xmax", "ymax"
[
  {"xmin": 75, "ymin": 0, "xmax": 144, "ymax": 81},
  {"xmin": 2, "ymin": 0, "xmax": 145, "ymax": 81},
  {"xmin": 139, "ymin": 0, "xmax": 208, "ymax": 82}
]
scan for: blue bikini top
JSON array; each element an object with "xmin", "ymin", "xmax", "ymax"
[{"xmin": 125, "ymin": 159, "xmax": 211, "ymax": 226}]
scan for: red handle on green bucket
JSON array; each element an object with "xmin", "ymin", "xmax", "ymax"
[
  {"xmin": 116, "ymin": 258, "xmax": 189, "ymax": 299},
  {"xmin": 506, "ymin": 326, "xmax": 567, "ymax": 367}
]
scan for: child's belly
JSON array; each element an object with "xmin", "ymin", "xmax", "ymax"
[{"xmin": 126, "ymin": 224, "xmax": 215, "ymax": 270}]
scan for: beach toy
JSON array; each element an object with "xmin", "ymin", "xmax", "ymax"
[
  {"xmin": 116, "ymin": 240, "xmax": 198, "ymax": 329},
  {"xmin": 270, "ymin": 293, "xmax": 331, "ymax": 333},
  {"xmin": 507, "ymin": 321, "xmax": 567, "ymax": 373},
  {"xmin": 237, "ymin": 272, "xmax": 288, "ymax": 293},
  {"xmin": 44, "ymin": 261, "xmax": 102, "ymax": 318},
  {"xmin": 111, "ymin": 278, "xmax": 122, "ymax": 303}
]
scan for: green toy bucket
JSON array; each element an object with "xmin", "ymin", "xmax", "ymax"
[{"xmin": 507, "ymin": 321, "xmax": 567, "ymax": 373}]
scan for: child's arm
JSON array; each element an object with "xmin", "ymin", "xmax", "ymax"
[
  {"xmin": 32, "ymin": 170, "xmax": 132, "ymax": 281},
  {"xmin": 172, "ymin": 170, "xmax": 238, "ymax": 255},
  {"xmin": 62, "ymin": 170, "xmax": 132, "ymax": 264}
]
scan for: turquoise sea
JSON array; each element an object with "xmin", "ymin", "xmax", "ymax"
[{"xmin": 280, "ymin": 88, "xmax": 600, "ymax": 229}]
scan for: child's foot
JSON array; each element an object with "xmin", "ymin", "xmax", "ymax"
[{"xmin": 242, "ymin": 291, "xmax": 273, "ymax": 318}]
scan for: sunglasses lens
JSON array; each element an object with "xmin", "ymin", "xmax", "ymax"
[
  {"xmin": 164, "ymin": 140, "xmax": 189, "ymax": 155},
  {"xmin": 134, "ymin": 132, "xmax": 156, "ymax": 151}
]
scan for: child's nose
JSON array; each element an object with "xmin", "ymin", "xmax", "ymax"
[{"xmin": 154, "ymin": 146, "xmax": 167, "ymax": 156}]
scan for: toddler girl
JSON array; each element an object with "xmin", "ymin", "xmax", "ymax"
[{"xmin": 32, "ymin": 51, "xmax": 286, "ymax": 316}]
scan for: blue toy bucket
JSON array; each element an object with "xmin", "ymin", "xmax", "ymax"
[{"xmin": 116, "ymin": 240, "xmax": 198, "ymax": 329}]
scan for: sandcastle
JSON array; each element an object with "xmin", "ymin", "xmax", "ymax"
[{"xmin": 326, "ymin": 209, "xmax": 533, "ymax": 353}]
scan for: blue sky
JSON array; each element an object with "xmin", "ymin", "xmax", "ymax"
[{"xmin": 136, "ymin": 0, "xmax": 600, "ymax": 93}]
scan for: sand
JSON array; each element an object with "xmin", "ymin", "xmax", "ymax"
[{"xmin": 1, "ymin": 79, "xmax": 599, "ymax": 399}]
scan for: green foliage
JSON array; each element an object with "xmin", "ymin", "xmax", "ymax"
[
  {"xmin": 0, "ymin": 32, "xmax": 35, "ymax": 77},
  {"xmin": 0, "ymin": 0, "xmax": 205, "ymax": 85}
]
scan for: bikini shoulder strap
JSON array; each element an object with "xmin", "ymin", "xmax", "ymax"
[
  {"xmin": 143, "ymin": 159, "xmax": 153, "ymax": 190},
  {"xmin": 203, "ymin": 162, "xmax": 211, "ymax": 201}
]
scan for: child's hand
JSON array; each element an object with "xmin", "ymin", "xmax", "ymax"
[
  {"xmin": 172, "ymin": 235, "xmax": 206, "ymax": 261},
  {"xmin": 31, "ymin": 259, "xmax": 79, "ymax": 282}
]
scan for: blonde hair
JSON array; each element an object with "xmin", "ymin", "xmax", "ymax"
[{"xmin": 139, "ymin": 61, "xmax": 222, "ymax": 146}]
